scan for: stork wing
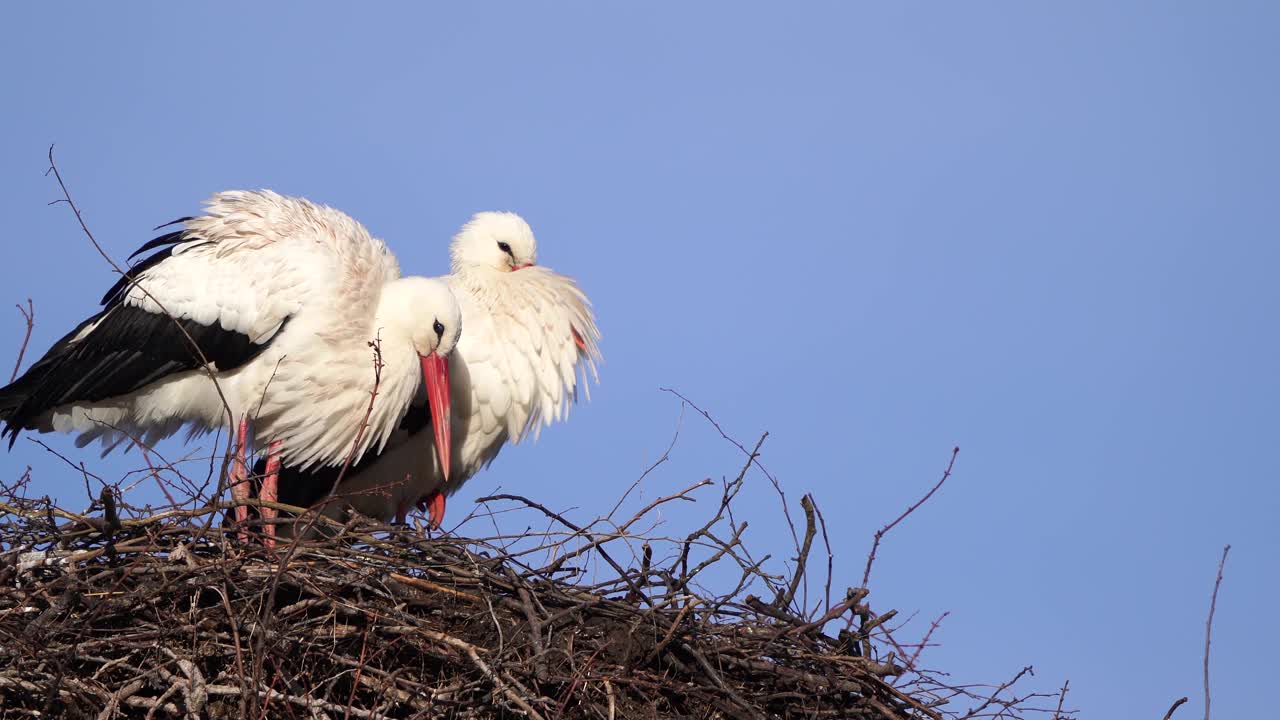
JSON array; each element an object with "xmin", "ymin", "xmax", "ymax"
[
  {"xmin": 471, "ymin": 266, "xmax": 602, "ymax": 445},
  {"xmin": 0, "ymin": 190, "xmax": 392, "ymax": 443},
  {"xmin": 0, "ymin": 231, "xmax": 291, "ymax": 441}
]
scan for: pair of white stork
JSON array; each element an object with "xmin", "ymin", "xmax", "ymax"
[{"xmin": 0, "ymin": 191, "xmax": 600, "ymax": 541}]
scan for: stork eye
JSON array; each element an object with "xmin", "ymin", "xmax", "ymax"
[
  {"xmin": 432, "ymin": 320, "xmax": 445, "ymax": 339},
  {"xmin": 496, "ymin": 241, "xmax": 513, "ymax": 257}
]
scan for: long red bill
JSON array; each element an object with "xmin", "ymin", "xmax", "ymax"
[{"xmin": 420, "ymin": 352, "xmax": 452, "ymax": 483}]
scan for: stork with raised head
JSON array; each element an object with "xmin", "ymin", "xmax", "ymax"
[
  {"xmin": 268, "ymin": 211, "xmax": 601, "ymax": 529},
  {"xmin": 0, "ymin": 191, "xmax": 460, "ymax": 542}
]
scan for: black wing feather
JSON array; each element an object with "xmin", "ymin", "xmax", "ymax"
[
  {"xmin": 128, "ymin": 227, "xmax": 190, "ymax": 260},
  {"xmin": 270, "ymin": 460, "xmax": 349, "ymax": 510},
  {"xmin": 267, "ymin": 400, "xmax": 434, "ymax": 511},
  {"xmin": 0, "ymin": 305, "xmax": 280, "ymax": 444},
  {"xmin": 100, "ymin": 231, "xmax": 189, "ymax": 306},
  {"xmin": 150, "ymin": 216, "xmax": 194, "ymax": 233},
  {"xmin": 0, "ymin": 228, "xmax": 284, "ymax": 444}
]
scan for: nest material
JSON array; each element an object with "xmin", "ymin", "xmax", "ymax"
[{"xmin": 0, "ymin": 475, "xmax": 1059, "ymax": 720}]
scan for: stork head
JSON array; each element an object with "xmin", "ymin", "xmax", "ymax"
[
  {"xmin": 379, "ymin": 276, "xmax": 462, "ymax": 481},
  {"xmin": 450, "ymin": 211, "xmax": 538, "ymax": 273},
  {"xmin": 389, "ymin": 277, "xmax": 462, "ymax": 359}
]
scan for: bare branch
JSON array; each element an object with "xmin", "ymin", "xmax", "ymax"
[
  {"xmin": 9, "ymin": 299, "xmax": 33, "ymax": 383},
  {"xmin": 1163, "ymin": 697, "xmax": 1189, "ymax": 720},
  {"xmin": 1204, "ymin": 544, "xmax": 1230, "ymax": 720},
  {"xmin": 863, "ymin": 446, "xmax": 960, "ymax": 587}
]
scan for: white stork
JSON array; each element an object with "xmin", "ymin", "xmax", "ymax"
[
  {"xmin": 268, "ymin": 211, "xmax": 601, "ymax": 529},
  {"xmin": 0, "ymin": 191, "xmax": 460, "ymax": 541}
]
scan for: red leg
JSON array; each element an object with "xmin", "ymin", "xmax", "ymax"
[
  {"xmin": 229, "ymin": 418, "xmax": 251, "ymax": 540},
  {"xmin": 260, "ymin": 440, "xmax": 282, "ymax": 548}
]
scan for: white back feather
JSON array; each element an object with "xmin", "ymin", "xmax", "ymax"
[{"xmin": 66, "ymin": 190, "xmax": 414, "ymax": 469}]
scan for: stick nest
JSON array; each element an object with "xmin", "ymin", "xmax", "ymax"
[{"xmin": 0, "ymin": 459, "xmax": 1062, "ymax": 720}]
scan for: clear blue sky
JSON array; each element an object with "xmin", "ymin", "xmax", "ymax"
[{"xmin": 2, "ymin": 3, "xmax": 1277, "ymax": 717}]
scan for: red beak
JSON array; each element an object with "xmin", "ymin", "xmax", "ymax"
[
  {"xmin": 513, "ymin": 262, "xmax": 534, "ymax": 271},
  {"xmin": 419, "ymin": 352, "xmax": 452, "ymax": 482}
]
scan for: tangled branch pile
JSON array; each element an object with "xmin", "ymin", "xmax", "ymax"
[{"xmin": 0, "ymin": 439, "xmax": 1064, "ymax": 720}]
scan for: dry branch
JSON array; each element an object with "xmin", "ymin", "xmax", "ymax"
[
  {"xmin": 1203, "ymin": 544, "xmax": 1230, "ymax": 720},
  {"xmin": 863, "ymin": 447, "xmax": 960, "ymax": 587},
  {"xmin": 1163, "ymin": 696, "xmax": 1189, "ymax": 720},
  {"xmin": 9, "ymin": 299, "xmax": 33, "ymax": 383}
]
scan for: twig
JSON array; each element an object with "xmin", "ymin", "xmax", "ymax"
[
  {"xmin": 641, "ymin": 597, "xmax": 701, "ymax": 666},
  {"xmin": 660, "ymin": 388, "xmax": 799, "ymax": 554},
  {"xmin": 960, "ymin": 665, "xmax": 1034, "ymax": 720},
  {"xmin": 1163, "ymin": 697, "xmax": 1189, "ymax": 720},
  {"xmin": 777, "ymin": 494, "xmax": 816, "ymax": 610},
  {"xmin": 812, "ymin": 497, "xmax": 834, "ymax": 616},
  {"xmin": 9, "ymin": 299, "xmax": 33, "ymax": 383},
  {"xmin": 862, "ymin": 446, "xmax": 960, "ymax": 587},
  {"xmin": 905, "ymin": 611, "xmax": 951, "ymax": 672},
  {"xmin": 44, "ymin": 146, "xmax": 240, "ymax": 516},
  {"xmin": 1051, "ymin": 680, "xmax": 1069, "ymax": 720},
  {"xmin": 331, "ymin": 335, "xmax": 386, "ymax": 491},
  {"xmin": 605, "ymin": 403, "xmax": 684, "ymax": 521},
  {"xmin": 476, "ymin": 493, "xmax": 653, "ymax": 607},
  {"xmin": 1204, "ymin": 544, "xmax": 1230, "ymax": 720}
]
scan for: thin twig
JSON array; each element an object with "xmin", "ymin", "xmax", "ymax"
[
  {"xmin": 9, "ymin": 299, "xmax": 33, "ymax": 383},
  {"xmin": 777, "ymin": 494, "xmax": 816, "ymax": 610},
  {"xmin": 1051, "ymin": 680, "xmax": 1069, "ymax": 720},
  {"xmin": 1163, "ymin": 697, "xmax": 1189, "ymax": 720},
  {"xmin": 1204, "ymin": 544, "xmax": 1230, "ymax": 720},
  {"xmin": 660, "ymin": 388, "xmax": 799, "ymax": 554},
  {"xmin": 960, "ymin": 665, "xmax": 1034, "ymax": 720},
  {"xmin": 862, "ymin": 446, "xmax": 960, "ymax": 587},
  {"xmin": 44, "ymin": 146, "xmax": 240, "ymax": 515},
  {"xmin": 905, "ymin": 611, "xmax": 950, "ymax": 672}
]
